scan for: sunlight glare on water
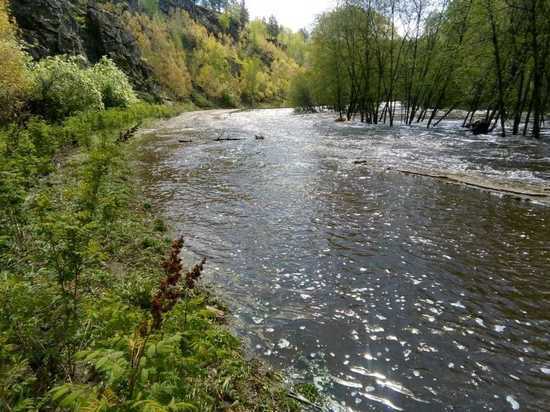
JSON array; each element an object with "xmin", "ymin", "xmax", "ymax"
[{"xmin": 140, "ymin": 109, "xmax": 550, "ymax": 411}]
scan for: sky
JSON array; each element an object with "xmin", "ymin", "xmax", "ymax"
[{"xmin": 246, "ymin": 0, "xmax": 336, "ymax": 31}]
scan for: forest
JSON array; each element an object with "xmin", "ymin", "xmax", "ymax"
[
  {"xmin": 290, "ymin": 0, "xmax": 550, "ymax": 139},
  {"xmin": 123, "ymin": 0, "xmax": 306, "ymax": 107}
]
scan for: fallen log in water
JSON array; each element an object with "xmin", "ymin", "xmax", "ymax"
[
  {"xmin": 353, "ymin": 160, "xmax": 550, "ymax": 204},
  {"xmin": 387, "ymin": 167, "xmax": 550, "ymax": 200}
]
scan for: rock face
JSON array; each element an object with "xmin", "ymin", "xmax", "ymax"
[
  {"xmin": 11, "ymin": 0, "xmax": 87, "ymax": 59},
  {"xmin": 10, "ymin": 0, "xmax": 159, "ymax": 99},
  {"xmin": 10, "ymin": 0, "xmax": 239, "ymax": 99}
]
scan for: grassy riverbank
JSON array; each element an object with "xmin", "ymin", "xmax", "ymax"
[{"xmin": 0, "ymin": 104, "xmax": 304, "ymax": 411}]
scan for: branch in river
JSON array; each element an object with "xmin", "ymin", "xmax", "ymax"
[
  {"xmin": 354, "ymin": 161, "xmax": 550, "ymax": 204},
  {"xmin": 117, "ymin": 122, "xmax": 141, "ymax": 143}
]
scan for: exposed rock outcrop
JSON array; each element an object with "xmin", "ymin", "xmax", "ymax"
[
  {"xmin": 10, "ymin": 0, "xmax": 160, "ymax": 99},
  {"xmin": 10, "ymin": 0, "xmax": 241, "ymax": 100}
]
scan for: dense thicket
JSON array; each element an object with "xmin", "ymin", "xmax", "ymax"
[{"xmin": 292, "ymin": 0, "xmax": 550, "ymax": 138}]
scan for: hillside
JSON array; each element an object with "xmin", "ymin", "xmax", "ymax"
[{"xmin": 10, "ymin": 0, "xmax": 306, "ymax": 106}]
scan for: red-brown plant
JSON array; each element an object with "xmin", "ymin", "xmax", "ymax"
[{"xmin": 151, "ymin": 237, "xmax": 207, "ymax": 330}]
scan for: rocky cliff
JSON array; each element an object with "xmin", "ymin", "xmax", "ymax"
[
  {"xmin": 11, "ymin": 0, "xmax": 159, "ymax": 98},
  {"xmin": 10, "ymin": 0, "xmax": 235, "ymax": 100}
]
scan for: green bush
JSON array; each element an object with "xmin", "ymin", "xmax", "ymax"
[
  {"xmin": 0, "ymin": 1, "xmax": 32, "ymax": 123},
  {"xmin": 91, "ymin": 56, "xmax": 138, "ymax": 109},
  {"xmin": 31, "ymin": 55, "xmax": 139, "ymax": 121},
  {"xmin": 289, "ymin": 72, "xmax": 316, "ymax": 112},
  {"xmin": 32, "ymin": 55, "xmax": 104, "ymax": 121}
]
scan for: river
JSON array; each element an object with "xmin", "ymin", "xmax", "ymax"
[{"xmin": 139, "ymin": 109, "xmax": 550, "ymax": 411}]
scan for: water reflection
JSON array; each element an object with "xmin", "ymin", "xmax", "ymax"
[{"xmin": 139, "ymin": 109, "xmax": 550, "ymax": 411}]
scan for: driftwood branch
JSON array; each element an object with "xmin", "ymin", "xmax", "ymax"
[
  {"xmin": 117, "ymin": 123, "xmax": 141, "ymax": 143},
  {"xmin": 287, "ymin": 391, "xmax": 324, "ymax": 411},
  {"xmin": 386, "ymin": 167, "xmax": 550, "ymax": 199}
]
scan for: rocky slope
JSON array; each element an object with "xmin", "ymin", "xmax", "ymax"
[{"xmin": 10, "ymin": 0, "xmax": 233, "ymax": 100}]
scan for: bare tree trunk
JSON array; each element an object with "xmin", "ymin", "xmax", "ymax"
[{"xmin": 486, "ymin": 0, "xmax": 507, "ymax": 137}]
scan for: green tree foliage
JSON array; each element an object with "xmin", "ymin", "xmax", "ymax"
[
  {"xmin": 288, "ymin": 71, "xmax": 316, "ymax": 112},
  {"xmin": 240, "ymin": 57, "xmax": 263, "ymax": 106},
  {"xmin": 266, "ymin": 15, "xmax": 280, "ymax": 42},
  {"xmin": 292, "ymin": 0, "xmax": 550, "ymax": 138},
  {"xmin": 125, "ymin": 8, "xmax": 301, "ymax": 107},
  {"xmin": 125, "ymin": 12, "xmax": 193, "ymax": 100},
  {"xmin": 192, "ymin": 34, "xmax": 241, "ymax": 106},
  {"xmin": 32, "ymin": 56, "xmax": 105, "ymax": 120}
]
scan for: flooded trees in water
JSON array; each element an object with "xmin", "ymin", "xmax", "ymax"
[{"xmin": 291, "ymin": 0, "xmax": 550, "ymax": 138}]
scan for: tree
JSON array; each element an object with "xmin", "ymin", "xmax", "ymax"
[
  {"xmin": 267, "ymin": 15, "xmax": 280, "ymax": 42},
  {"xmin": 292, "ymin": 0, "xmax": 549, "ymax": 138},
  {"xmin": 239, "ymin": 0, "xmax": 249, "ymax": 26}
]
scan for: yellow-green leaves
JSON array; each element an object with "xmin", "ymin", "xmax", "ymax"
[
  {"xmin": 31, "ymin": 55, "xmax": 138, "ymax": 121},
  {"xmin": 0, "ymin": 0, "xmax": 32, "ymax": 122}
]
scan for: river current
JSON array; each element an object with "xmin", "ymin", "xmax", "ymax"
[{"xmin": 139, "ymin": 109, "xmax": 550, "ymax": 411}]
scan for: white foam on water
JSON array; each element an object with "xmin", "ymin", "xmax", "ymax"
[
  {"xmin": 358, "ymin": 392, "xmax": 404, "ymax": 411},
  {"xmin": 451, "ymin": 301, "xmax": 466, "ymax": 309},
  {"xmin": 332, "ymin": 376, "xmax": 363, "ymax": 389},
  {"xmin": 277, "ymin": 339, "xmax": 290, "ymax": 349},
  {"xmin": 506, "ymin": 395, "xmax": 520, "ymax": 410}
]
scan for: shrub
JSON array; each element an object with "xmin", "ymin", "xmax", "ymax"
[
  {"xmin": 31, "ymin": 55, "xmax": 141, "ymax": 121},
  {"xmin": 91, "ymin": 56, "xmax": 138, "ymax": 108},
  {"xmin": 31, "ymin": 56, "xmax": 104, "ymax": 121}
]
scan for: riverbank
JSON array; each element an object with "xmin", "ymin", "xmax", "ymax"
[{"xmin": 0, "ymin": 105, "xmax": 308, "ymax": 411}]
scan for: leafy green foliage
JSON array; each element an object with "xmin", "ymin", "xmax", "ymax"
[
  {"xmin": 124, "ymin": 8, "xmax": 301, "ymax": 107},
  {"xmin": 0, "ymin": 100, "xmax": 298, "ymax": 410},
  {"xmin": 91, "ymin": 56, "xmax": 139, "ymax": 108},
  {"xmin": 31, "ymin": 55, "xmax": 105, "ymax": 120},
  {"xmin": 293, "ymin": 0, "xmax": 549, "ymax": 137},
  {"xmin": 31, "ymin": 55, "xmax": 139, "ymax": 121},
  {"xmin": 0, "ymin": 2, "xmax": 307, "ymax": 409}
]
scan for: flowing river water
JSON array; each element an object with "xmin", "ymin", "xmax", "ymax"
[{"xmin": 139, "ymin": 109, "xmax": 550, "ymax": 411}]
